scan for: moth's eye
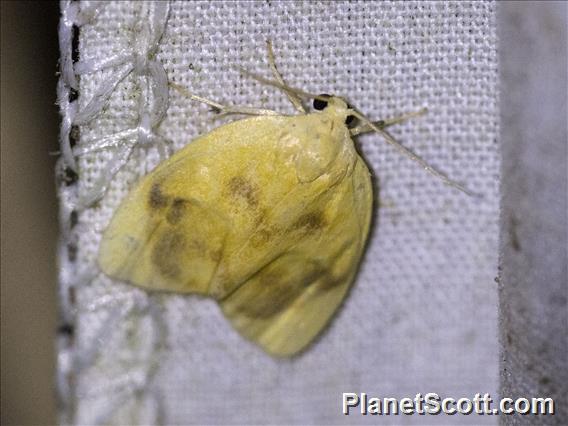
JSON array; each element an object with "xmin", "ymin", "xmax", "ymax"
[
  {"xmin": 345, "ymin": 102, "xmax": 358, "ymax": 126},
  {"xmin": 313, "ymin": 94, "xmax": 331, "ymax": 111}
]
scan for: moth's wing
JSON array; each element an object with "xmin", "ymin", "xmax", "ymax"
[
  {"xmin": 221, "ymin": 157, "xmax": 373, "ymax": 357},
  {"xmin": 98, "ymin": 116, "xmax": 292, "ymax": 294},
  {"xmin": 98, "ymin": 186, "xmax": 228, "ymax": 294},
  {"xmin": 99, "ymin": 112, "xmax": 373, "ymax": 356}
]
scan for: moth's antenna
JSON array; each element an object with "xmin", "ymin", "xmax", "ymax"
[
  {"xmin": 350, "ymin": 108, "xmax": 428, "ymax": 135},
  {"xmin": 265, "ymin": 41, "xmax": 306, "ymax": 113},
  {"xmin": 351, "ymin": 109, "xmax": 474, "ymax": 196},
  {"xmin": 236, "ymin": 67, "xmax": 329, "ymax": 104},
  {"xmin": 169, "ymin": 82, "xmax": 281, "ymax": 117}
]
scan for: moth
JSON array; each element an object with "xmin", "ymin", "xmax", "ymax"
[{"xmin": 98, "ymin": 42, "xmax": 466, "ymax": 357}]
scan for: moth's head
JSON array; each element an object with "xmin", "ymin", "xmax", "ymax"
[{"xmin": 313, "ymin": 94, "xmax": 357, "ymax": 127}]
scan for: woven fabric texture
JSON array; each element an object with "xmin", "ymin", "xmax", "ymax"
[{"xmin": 58, "ymin": 1, "xmax": 499, "ymax": 424}]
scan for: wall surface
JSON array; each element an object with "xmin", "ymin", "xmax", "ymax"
[
  {"xmin": 499, "ymin": 1, "xmax": 567, "ymax": 424},
  {"xmin": 0, "ymin": 2, "xmax": 60, "ymax": 425}
]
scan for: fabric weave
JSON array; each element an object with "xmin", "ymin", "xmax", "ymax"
[{"xmin": 58, "ymin": 1, "xmax": 499, "ymax": 424}]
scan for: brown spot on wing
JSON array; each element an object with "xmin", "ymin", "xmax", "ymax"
[
  {"xmin": 250, "ymin": 228, "xmax": 272, "ymax": 248},
  {"xmin": 151, "ymin": 230, "xmax": 186, "ymax": 280},
  {"xmin": 226, "ymin": 257, "xmax": 328, "ymax": 319},
  {"xmin": 148, "ymin": 183, "xmax": 169, "ymax": 210},
  {"xmin": 293, "ymin": 211, "xmax": 326, "ymax": 233},
  {"xmin": 254, "ymin": 207, "xmax": 268, "ymax": 226},
  {"xmin": 228, "ymin": 176, "xmax": 259, "ymax": 207},
  {"xmin": 166, "ymin": 198, "xmax": 188, "ymax": 225},
  {"xmin": 209, "ymin": 249, "xmax": 223, "ymax": 262},
  {"xmin": 319, "ymin": 271, "xmax": 349, "ymax": 291}
]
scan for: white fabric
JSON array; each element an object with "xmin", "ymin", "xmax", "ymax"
[{"xmin": 58, "ymin": 1, "xmax": 499, "ymax": 424}]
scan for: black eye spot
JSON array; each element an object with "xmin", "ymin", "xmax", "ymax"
[
  {"xmin": 313, "ymin": 94, "xmax": 331, "ymax": 110},
  {"xmin": 345, "ymin": 103, "xmax": 357, "ymax": 127}
]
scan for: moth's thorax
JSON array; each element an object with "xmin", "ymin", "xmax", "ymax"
[
  {"xmin": 320, "ymin": 96, "xmax": 351, "ymax": 121},
  {"xmin": 278, "ymin": 105, "xmax": 356, "ymax": 183}
]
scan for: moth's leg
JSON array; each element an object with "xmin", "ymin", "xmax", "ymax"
[
  {"xmin": 266, "ymin": 40, "xmax": 306, "ymax": 114},
  {"xmin": 350, "ymin": 108, "xmax": 428, "ymax": 136},
  {"xmin": 169, "ymin": 82, "xmax": 281, "ymax": 117}
]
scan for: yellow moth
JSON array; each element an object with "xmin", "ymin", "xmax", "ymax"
[{"xmin": 98, "ymin": 42, "xmax": 467, "ymax": 357}]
